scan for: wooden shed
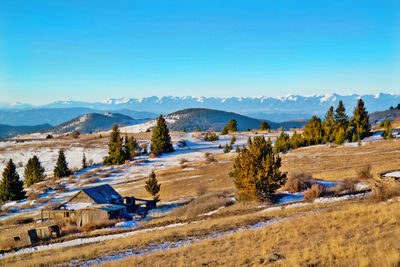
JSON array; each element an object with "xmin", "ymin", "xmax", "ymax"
[{"xmin": 76, "ymin": 204, "xmax": 127, "ymax": 227}]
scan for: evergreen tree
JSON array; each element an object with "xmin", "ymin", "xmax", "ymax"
[
  {"xmin": 381, "ymin": 118, "xmax": 393, "ymax": 139},
  {"xmin": 82, "ymin": 153, "xmax": 87, "ymax": 169},
  {"xmin": 54, "ymin": 149, "xmax": 71, "ymax": 178},
  {"xmin": 0, "ymin": 159, "xmax": 25, "ymax": 202},
  {"xmin": 145, "ymin": 171, "xmax": 161, "ymax": 201},
  {"xmin": 289, "ymin": 130, "xmax": 306, "ymax": 149},
  {"xmin": 259, "ymin": 121, "xmax": 270, "ymax": 131},
  {"xmin": 350, "ymin": 98, "xmax": 371, "ymax": 142},
  {"xmin": 236, "ymin": 145, "xmax": 240, "ymax": 153},
  {"xmin": 230, "ymin": 136, "xmax": 236, "ymax": 145},
  {"xmin": 274, "ymin": 130, "xmax": 291, "ymax": 153},
  {"xmin": 334, "ymin": 100, "xmax": 350, "ymax": 144},
  {"xmin": 150, "ymin": 115, "xmax": 174, "ymax": 155},
  {"xmin": 223, "ymin": 143, "xmax": 231, "ymax": 153},
  {"xmin": 24, "ymin": 155, "xmax": 45, "ymax": 187},
  {"xmin": 227, "ymin": 119, "xmax": 238, "ymax": 132},
  {"xmin": 103, "ymin": 124, "xmax": 126, "ymax": 165},
  {"xmin": 322, "ymin": 106, "xmax": 336, "ymax": 143},
  {"xmin": 230, "ymin": 136, "xmax": 286, "ymax": 200},
  {"xmin": 126, "ymin": 136, "xmax": 139, "ymax": 157},
  {"xmin": 221, "ymin": 126, "xmax": 229, "ymax": 135},
  {"xmin": 303, "ymin": 116, "xmax": 324, "ymax": 145}
]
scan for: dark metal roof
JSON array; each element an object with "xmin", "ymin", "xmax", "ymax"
[{"xmin": 81, "ymin": 184, "xmax": 122, "ymax": 204}]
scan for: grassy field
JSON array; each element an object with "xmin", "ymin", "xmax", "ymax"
[
  {"xmin": 105, "ymin": 200, "xmax": 399, "ymax": 267},
  {"xmin": 281, "ymin": 138, "xmax": 400, "ymax": 181},
  {"xmin": 0, "ymin": 135, "xmax": 399, "ymax": 266}
]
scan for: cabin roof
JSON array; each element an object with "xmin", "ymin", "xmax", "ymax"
[{"xmin": 80, "ymin": 184, "xmax": 122, "ymax": 204}]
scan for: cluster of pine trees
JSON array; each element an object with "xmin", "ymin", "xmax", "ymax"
[
  {"xmin": 274, "ymin": 99, "xmax": 372, "ymax": 153},
  {"xmin": 103, "ymin": 124, "xmax": 140, "ymax": 165},
  {"xmin": 0, "ymin": 148, "xmax": 79, "ymax": 202}
]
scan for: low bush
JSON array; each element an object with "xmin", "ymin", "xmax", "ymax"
[
  {"xmin": 204, "ymin": 152, "xmax": 216, "ymax": 163},
  {"xmin": 304, "ymin": 184, "xmax": 325, "ymax": 201},
  {"xmin": 27, "ymin": 191, "xmax": 41, "ymax": 200},
  {"xmin": 80, "ymin": 219, "xmax": 118, "ymax": 232},
  {"xmin": 81, "ymin": 177, "xmax": 100, "ymax": 185},
  {"xmin": 171, "ymin": 191, "xmax": 233, "ymax": 218},
  {"xmin": 339, "ymin": 178, "xmax": 358, "ymax": 194},
  {"xmin": 357, "ymin": 165, "xmax": 373, "ymax": 180},
  {"xmin": 371, "ymin": 177, "xmax": 400, "ymax": 202},
  {"xmin": 282, "ymin": 172, "xmax": 313, "ymax": 193}
]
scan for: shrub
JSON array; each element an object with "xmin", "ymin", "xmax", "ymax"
[
  {"xmin": 46, "ymin": 134, "xmax": 53, "ymax": 139},
  {"xmin": 371, "ymin": 177, "xmax": 400, "ymax": 202},
  {"xmin": 27, "ymin": 191, "xmax": 40, "ymax": 200},
  {"xmin": 81, "ymin": 177, "xmax": 100, "ymax": 185},
  {"xmin": 180, "ymin": 158, "xmax": 189, "ymax": 165},
  {"xmin": 283, "ymin": 172, "xmax": 313, "ymax": 193},
  {"xmin": 171, "ymin": 191, "xmax": 233, "ymax": 218},
  {"xmin": 80, "ymin": 219, "xmax": 117, "ymax": 232},
  {"xmin": 357, "ymin": 165, "xmax": 373, "ymax": 180},
  {"xmin": 204, "ymin": 152, "xmax": 216, "ymax": 163},
  {"xmin": 70, "ymin": 131, "xmax": 80, "ymax": 139},
  {"xmin": 304, "ymin": 184, "xmax": 325, "ymax": 201},
  {"xmin": 339, "ymin": 178, "xmax": 358, "ymax": 194}
]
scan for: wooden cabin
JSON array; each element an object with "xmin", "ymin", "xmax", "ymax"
[{"xmin": 44, "ymin": 184, "xmax": 135, "ymax": 227}]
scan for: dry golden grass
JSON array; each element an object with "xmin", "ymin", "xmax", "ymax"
[
  {"xmin": 282, "ymin": 139, "xmax": 400, "ymax": 181},
  {"xmin": 101, "ymin": 201, "xmax": 400, "ymax": 267},
  {"xmin": 0, "ymin": 200, "xmax": 330, "ymax": 266}
]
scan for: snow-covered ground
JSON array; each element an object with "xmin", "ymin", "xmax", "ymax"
[{"xmin": 383, "ymin": 171, "xmax": 400, "ymax": 178}]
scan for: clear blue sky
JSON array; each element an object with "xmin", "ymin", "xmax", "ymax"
[{"xmin": 0, "ymin": 0, "xmax": 399, "ymax": 105}]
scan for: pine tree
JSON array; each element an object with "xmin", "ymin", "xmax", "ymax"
[
  {"xmin": 150, "ymin": 115, "xmax": 174, "ymax": 155},
  {"xmin": 334, "ymin": 100, "xmax": 350, "ymax": 144},
  {"xmin": 24, "ymin": 155, "xmax": 45, "ymax": 187},
  {"xmin": 230, "ymin": 136, "xmax": 286, "ymax": 200},
  {"xmin": 230, "ymin": 136, "xmax": 236, "ymax": 145},
  {"xmin": 227, "ymin": 119, "xmax": 237, "ymax": 131},
  {"xmin": 126, "ymin": 136, "xmax": 139, "ymax": 157},
  {"xmin": 381, "ymin": 118, "xmax": 393, "ymax": 139},
  {"xmin": 350, "ymin": 98, "xmax": 371, "ymax": 142},
  {"xmin": 145, "ymin": 171, "xmax": 161, "ymax": 201},
  {"xmin": 221, "ymin": 126, "xmax": 228, "ymax": 135},
  {"xmin": 223, "ymin": 143, "xmax": 231, "ymax": 153},
  {"xmin": 0, "ymin": 159, "xmax": 25, "ymax": 202},
  {"xmin": 290, "ymin": 130, "xmax": 306, "ymax": 149},
  {"xmin": 82, "ymin": 153, "xmax": 87, "ymax": 169},
  {"xmin": 322, "ymin": 106, "xmax": 336, "ymax": 143},
  {"xmin": 274, "ymin": 129, "xmax": 291, "ymax": 153},
  {"xmin": 259, "ymin": 121, "xmax": 270, "ymax": 131},
  {"xmin": 103, "ymin": 124, "xmax": 126, "ymax": 165},
  {"xmin": 303, "ymin": 116, "xmax": 324, "ymax": 145},
  {"xmin": 54, "ymin": 149, "xmax": 71, "ymax": 178}
]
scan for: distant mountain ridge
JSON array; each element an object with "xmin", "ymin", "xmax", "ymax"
[
  {"xmin": 0, "ymin": 108, "xmax": 157, "ymax": 126},
  {"xmin": 47, "ymin": 113, "xmax": 148, "ymax": 134},
  {"xmin": 1, "ymin": 93, "xmax": 398, "ymax": 122},
  {"xmin": 0, "ymin": 124, "xmax": 52, "ymax": 140}
]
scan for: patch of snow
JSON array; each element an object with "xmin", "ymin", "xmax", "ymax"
[
  {"xmin": 201, "ymin": 206, "xmax": 226, "ymax": 216},
  {"xmin": 383, "ymin": 171, "xmax": 400, "ymax": 178}
]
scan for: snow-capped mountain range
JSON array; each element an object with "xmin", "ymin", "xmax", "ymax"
[{"xmin": 2, "ymin": 93, "xmax": 399, "ymax": 123}]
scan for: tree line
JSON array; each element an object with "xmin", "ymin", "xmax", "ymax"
[{"xmin": 274, "ymin": 99, "xmax": 372, "ymax": 153}]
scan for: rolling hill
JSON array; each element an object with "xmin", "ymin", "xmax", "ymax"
[
  {"xmin": 121, "ymin": 108, "xmax": 309, "ymax": 133},
  {"xmin": 47, "ymin": 113, "xmax": 148, "ymax": 134},
  {"xmin": 0, "ymin": 124, "xmax": 52, "ymax": 140}
]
